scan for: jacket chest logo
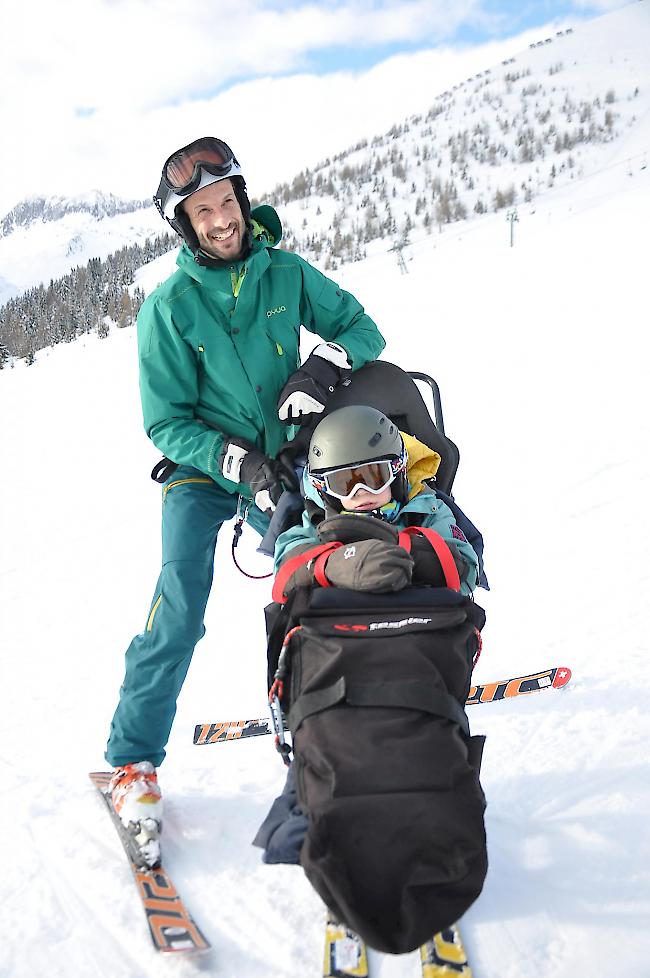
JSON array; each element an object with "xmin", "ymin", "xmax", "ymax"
[{"xmin": 267, "ymin": 305, "xmax": 287, "ymax": 318}]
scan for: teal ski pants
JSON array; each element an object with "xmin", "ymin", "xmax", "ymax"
[{"xmin": 105, "ymin": 466, "xmax": 269, "ymax": 767}]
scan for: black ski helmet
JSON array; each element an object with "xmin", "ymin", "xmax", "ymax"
[
  {"xmin": 307, "ymin": 405, "xmax": 409, "ymax": 511},
  {"xmin": 154, "ymin": 136, "xmax": 253, "ymax": 266}
]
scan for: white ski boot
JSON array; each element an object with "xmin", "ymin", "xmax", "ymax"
[{"xmin": 109, "ymin": 761, "xmax": 163, "ymax": 868}]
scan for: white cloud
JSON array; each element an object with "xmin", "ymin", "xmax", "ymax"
[
  {"xmin": 0, "ymin": 0, "xmax": 576, "ymax": 216},
  {"xmin": 2, "ymin": 0, "xmax": 482, "ymax": 118},
  {"xmin": 571, "ymin": 0, "xmax": 629, "ymax": 9}
]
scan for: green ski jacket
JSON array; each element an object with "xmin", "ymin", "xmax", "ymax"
[{"xmin": 137, "ymin": 205, "xmax": 385, "ymax": 497}]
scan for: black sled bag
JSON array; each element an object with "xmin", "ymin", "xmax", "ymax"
[{"xmin": 273, "ymin": 586, "xmax": 487, "ymax": 955}]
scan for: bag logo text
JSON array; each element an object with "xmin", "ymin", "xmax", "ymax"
[
  {"xmin": 333, "ymin": 616, "xmax": 432, "ymax": 633},
  {"xmin": 369, "ymin": 617, "xmax": 432, "ymax": 631}
]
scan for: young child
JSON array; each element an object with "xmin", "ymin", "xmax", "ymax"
[
  {"xmin": 254, "ymin": 404, "xmax": 485, "ymax": 884},
  {"xmin": 272, "ymin": 404, "xmax": 479, "ymax": 599}
]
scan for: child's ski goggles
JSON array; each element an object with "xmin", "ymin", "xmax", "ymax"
[
  {"xmin": 309, "ymin": 455, "xmax": 405, "ymax": 501},
  {"xmin": 155, "ymin": 137, "xmax": 243, "ymax": 220}
]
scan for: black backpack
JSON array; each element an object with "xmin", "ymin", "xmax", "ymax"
[{"xmin": 264, "ymin": 584, "xmax": 488, "ymax": 954}]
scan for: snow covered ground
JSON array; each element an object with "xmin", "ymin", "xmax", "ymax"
[{"xmin": 2, "ymin": 95, "xmax": 650, "ymax": 978}]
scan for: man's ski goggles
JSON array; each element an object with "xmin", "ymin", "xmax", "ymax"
[
  {"xmin": 155, "ymin": 137, "xmax": 243, "ymax": 220},
  {"xmin": 309, "ymin": 456, "xmax": 405, "ymax": 501}
]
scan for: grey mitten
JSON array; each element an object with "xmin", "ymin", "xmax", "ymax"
[
  {"xmin": 324, "ymin": 539, "xmax": 413, "ymax": 592},
  {"xmin": 317, "ymin": 513, "xmax": 400, "ymax": 546}
]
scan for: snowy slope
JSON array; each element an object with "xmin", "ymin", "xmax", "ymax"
[
  {"xmin": 2, "ymin": 6, "xmax": 650, "ymax": 976},
  {"xmin": 2, "ymin": 155, "xmax": 649, "ymax": 977}
]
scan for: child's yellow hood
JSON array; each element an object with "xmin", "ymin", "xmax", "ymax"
[{"xmin": 401, "ymin": 431, "xmax": 441, "ymax": 500}]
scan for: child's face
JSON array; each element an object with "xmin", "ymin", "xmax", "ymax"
[{"xmin": 340, "ymin": 484, "xmax": 393, "ymax": 511}]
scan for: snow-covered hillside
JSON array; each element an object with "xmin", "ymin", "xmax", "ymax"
[
  {"xmin": 2, "ymin": 4, "xmax": 649, "ymax": 319},
  {"xmin": 266, "ymin": 3, "xmax": 650, "ymax": 267},
  {"xmin": 2, "ymin": 124, "xmax": 650, "ymax": 978},
  {"xmin": 0, "ymin": 193, "xmax": 162, "ymax": 303},
  {"xmin": 2, "ymin": 5, "xmax": 650, "ymax": 976}
]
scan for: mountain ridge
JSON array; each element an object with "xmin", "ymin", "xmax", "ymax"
[{"xmin": 0, "ymin": 189, "xmax": 152, "ymax": 237}]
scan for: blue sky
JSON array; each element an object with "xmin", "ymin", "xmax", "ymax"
[
  {"xmin": 179, "ymin": 0, "xmax": 631, "ymax": 100},
  {"xmin": 239, "ymin": 0, "xmax": 626, "ymax": 76}
]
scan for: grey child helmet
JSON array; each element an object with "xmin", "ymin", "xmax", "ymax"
[{"xmin": 307, "ymin": 405, "xmax": 408, "ymax": 511}]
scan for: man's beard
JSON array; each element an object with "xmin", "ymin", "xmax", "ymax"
[{"xmin": 199, "ymin": 220, "xmax": 243, "ymax": 260}]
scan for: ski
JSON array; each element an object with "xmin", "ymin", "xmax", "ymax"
[
  {"xmin": 466, "ymin": 664, "xmax": 571, "ymax": 706},
  {"xmin": 420, "ymin": 923, "xmax": 472, "ymax": 977},
  {"xmin": 323, "ymin": 913, "xmax": 369, "ymax": 977},
  {"xmin": 194, "ymin": 715, "xmax": 286, "ymax": 745},
  {"xmin": 322, "ymin": 914, "xmax": 472, "ymax": 978},
  {"xmin": 89, "ymin": 772, "xmax": 210, "ymax": 953},
  {"xmin": 193, "ymin": 666, "xmax": 572, "ymax": 745}
]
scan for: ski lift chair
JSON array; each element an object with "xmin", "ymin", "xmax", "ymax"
[{"xmin": 323, "ymin": 360, "xmax": 460, "ymax": 495}]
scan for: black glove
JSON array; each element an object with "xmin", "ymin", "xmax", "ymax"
[
  {"xmin": 277, "ymin": 342, "xmax": 351, "ymax": 423},
  {"xmin": 218, "ymin": 437, "xmax": 298, "ymax": 515},
  {"xmin": 410, "ymin": 536, "xmax": 467, "ymax": 587},
  {"xmin": 275, "ymin": 425, "xmax": 312, "ymax": 473}
]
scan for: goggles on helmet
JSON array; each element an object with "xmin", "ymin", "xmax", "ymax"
[
  {"xmin": 154, "ymin": 137, "xmax": 243, "ymax": 221},
  {"xmin": 309, "ymin": 454, "xmax": 406, "ymax": 502}
]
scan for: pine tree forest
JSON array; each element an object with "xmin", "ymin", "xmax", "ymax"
[{"xmin": 0, "ymin": 234, "xmax": 175, "ymax": 367}]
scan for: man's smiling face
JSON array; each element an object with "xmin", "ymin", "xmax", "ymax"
[{"xmin": 183, "ymin": 178, "xmax": 245, "ymax": 261}]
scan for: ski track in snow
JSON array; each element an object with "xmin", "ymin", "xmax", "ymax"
[{"xmin": 3, "ymin": 12, "xmax": 650, "ymax": 976}]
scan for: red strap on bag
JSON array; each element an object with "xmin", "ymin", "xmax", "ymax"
[
  {"xmin": 398, "ymin": 526, "xmax": 461, "ymax": 592},
  {"xmin": 398, "ymin": 531, "xmax": 413, "ymax": 553},
  {"xmin": 313, "ymin": 543, "xmax": 343, "ymax": 588},
  {"xmin": 272, "ymin": 542, "xmax": 343, "ymax": 604}
]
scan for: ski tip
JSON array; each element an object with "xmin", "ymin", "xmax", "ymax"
[{"xmin": 552, "ymin": 666, "xmax": 572, "ymax": 689}]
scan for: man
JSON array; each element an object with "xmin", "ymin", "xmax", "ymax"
[{"xmin": 104, "ymin": 136, "xmax": 385, "ymax": 866}]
